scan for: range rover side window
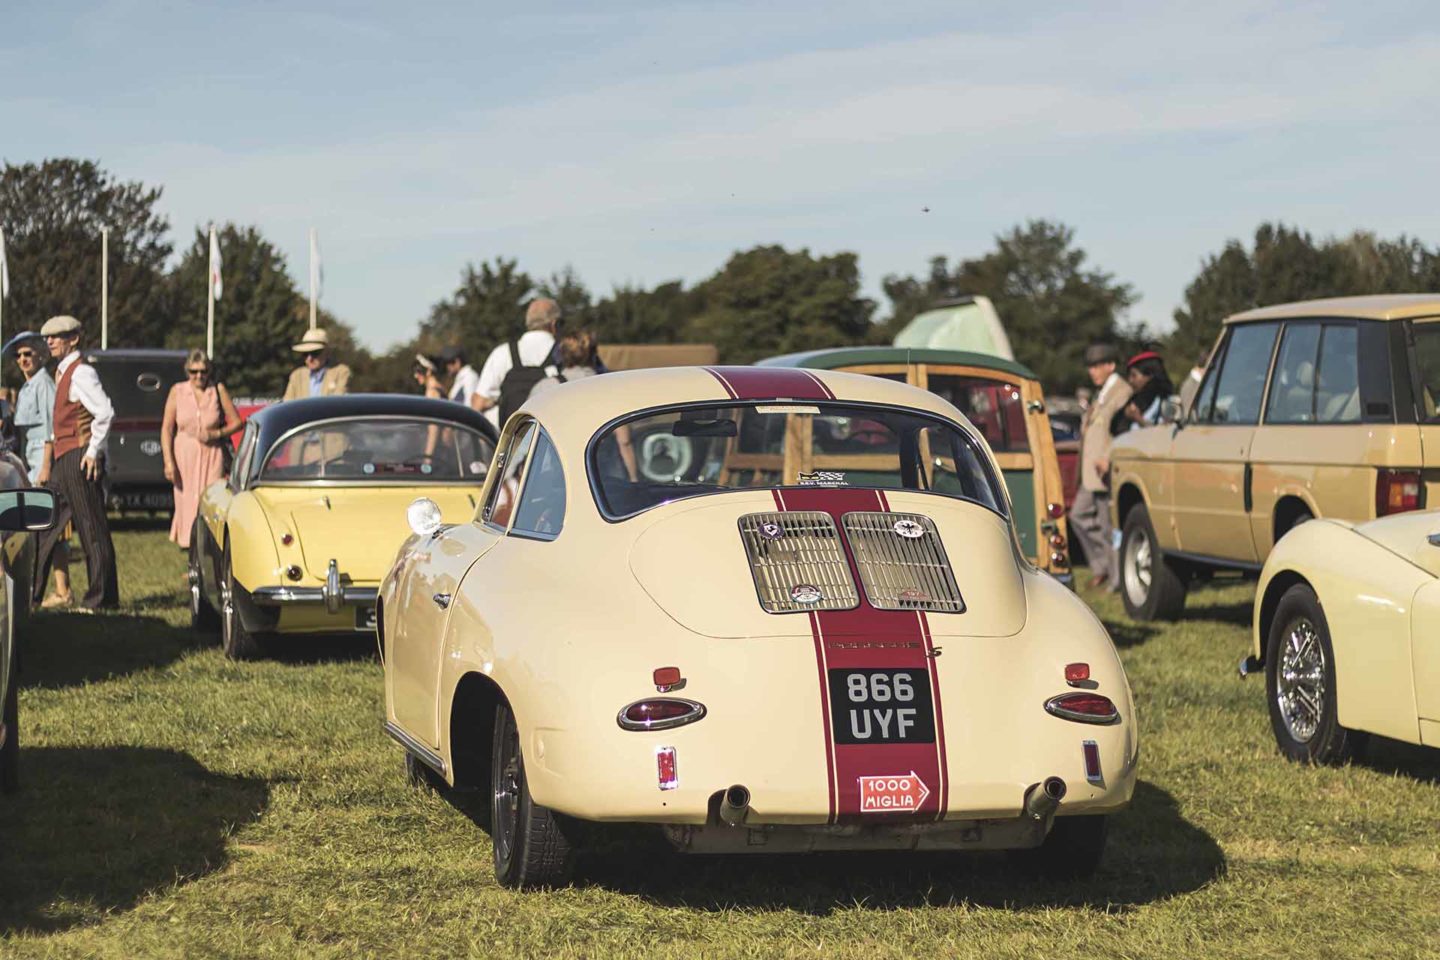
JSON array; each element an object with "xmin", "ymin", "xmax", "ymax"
[
  {"xmin": 1209, "ymin": 322, "xmax": 1279, "ymax": 425},
  {"xmin": 1189, "ymin": 337, "xmax": 1226, "ymax": 423},
  {"xmin": 1265, "ymin": 323, "xmax": 1322, "ymax": 423},
  {"xmin": 482, "ymin": 421, "xmax": 536, "ymax": 530},
  {"xmin": 511, "ymin": 430, "xmax": 565, "ymax": 540},
  {"xmin": 1315, "ymin": 325, "xmax": 1361, "ymax": 423}
]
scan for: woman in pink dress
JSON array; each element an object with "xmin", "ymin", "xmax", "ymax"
[{"xmin": 161, "ymin": 349, "xmax": 242, "ymax": 549}]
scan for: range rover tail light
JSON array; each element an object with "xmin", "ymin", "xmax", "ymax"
[
  {"xmin": 1376, "ymin": 469, "xmax": 1422, "ymax": 517},
  {"xmin": 1044, "ymin": 692, "xmax": 1119, "ymax": 724},
  {"xmin": 617, "ymin": 698, "xmax": 707, "ymax": 731}
]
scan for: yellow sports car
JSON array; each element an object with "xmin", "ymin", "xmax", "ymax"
[
  {"xmin": 190, "ymin": 395, "xmax": 497, "ymax": 659},
  {"xmin": 380, "ymin": 366, "xmax": 1138, "ymax": 888},
  {"xmin": 1246, "ymin": 509, "xmax": 1440, "ymax": 763}
]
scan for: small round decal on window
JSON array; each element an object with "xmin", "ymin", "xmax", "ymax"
[
  {"xmin": 893, "ymin": 519, "xmax": 925, "ymax": 539},
  {"xmin": 790, "ymin": 584, "xmax": 823, "ymax": 604}
]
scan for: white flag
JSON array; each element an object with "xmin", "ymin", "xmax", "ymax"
[
  {"xmin": 209, "ymin": 227, "xmax": 223, "ymax": 300},
  {"xmin": 309, "ymin": 228, "xmax": 322, "ymax": 305},
  {"xmin": 0, "ymin": 226, "xmax": 9, "ymax": 299}
]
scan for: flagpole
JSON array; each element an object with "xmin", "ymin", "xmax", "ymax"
[
  {"xmin": 206, "ymin": 224, "xmax": 216, "ymax": 357},
  {"xmin": 101, "ymin": 227, "xmax": 109, "ymax": 350},
  {"xmin": 308, "ymin": 226, "xmax": 318, "ymax": 333},
  {"xmin": 0, "ymin": 226, "xmax": 5, "ymax": 391}
]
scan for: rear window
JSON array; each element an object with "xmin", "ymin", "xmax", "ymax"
[
  {"xmin": 590, "ymin": 401, "xmax": 1006, "ymax": 519},
  {"xmin": 259, "ymin": 418, "xmax": 494, "ymax": 482},
  {"xmin": 925, "ymin": 375, "xmax": 1029, "ymax": 453}
]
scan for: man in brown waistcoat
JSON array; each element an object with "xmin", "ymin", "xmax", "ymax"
[{"xmin": 33, "ymin": 315, "xmax": 119, "ymax": 610}]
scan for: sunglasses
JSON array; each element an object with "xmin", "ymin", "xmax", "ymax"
[
  {"xmin": 15, "ymin": 351, "xmax": 36, "ymax": 360},
  {"xmin": 187, "ymin": 368, "xmax": 209, "ymax": 376}
]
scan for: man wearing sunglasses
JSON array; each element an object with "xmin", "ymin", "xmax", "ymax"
[{"xmin": 33, "ymin": 315, "xmax": 119, "ymax": 610}]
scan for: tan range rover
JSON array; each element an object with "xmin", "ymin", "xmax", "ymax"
[{"xmin": 1110, "ymin": 294, "xmax": 1440, "ymax": 620}]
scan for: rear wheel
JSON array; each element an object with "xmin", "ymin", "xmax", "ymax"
[
  {"xmin": 190, "ymin": 526, "xmax": 219, "ymax": 631},
  {"xmin": 221, "ymin": 543, "xmax": 266, "ymax": 661},
  {"xmin": 1120, "ymin": 505, "xmax": 1187, "ymax": 621},
  {"xmin": 1266, "ymin": 583, "xmax": 1366, "ymax": 764},
  {"xmin": 1012, "ymin": 815, "xmax": 1108, "ymax": 879},
  {"xmin": 1, "ymin": 663, "xmax": 17, "ymax": 793},
  {"xmin": 491, "ymin": 700, "xmax": 573, "ymax": 888}
]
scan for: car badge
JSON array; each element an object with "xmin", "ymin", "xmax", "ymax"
[
  {"xmin": 898, "ymin": 588, "xmax": 929, "ymax": 603},
  {"xmin": 790, "ymin": 584, "xmax": 823, "ymax": 604},
  {"xmin": 893, "ymin": 519, "xmax": 925, "ymax": 539},
  {"xmin": 760, "ymin": 521, "xmax": 784, "ymax": 541},
  {"xmin": 139, "ymin": 439, "xmax": 162, "ymax": 457}
]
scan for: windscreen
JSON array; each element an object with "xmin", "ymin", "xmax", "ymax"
[
  {"xmin": 590, "ymin": 402, "xmax": 1005, "ymax": 519},
  {"xmin": 259, "ymin": 418, "xmax": 494, "ymax": 482}
]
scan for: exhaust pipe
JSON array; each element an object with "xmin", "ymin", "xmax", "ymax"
[
  {"xmin": 718, "ymin": 784, "xmax": 751, "ymax": 826},
  {"xmin": 1023, "ymin": 776, "xmax": 1067, "ymax": 821}
]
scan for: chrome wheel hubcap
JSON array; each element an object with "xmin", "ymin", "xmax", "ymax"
[
  {"xmin": 1123, "ymin": 526, "xmax": 1152, "ymax": 606},
  {"xmin": 1276, "ymin": 617, "xmax": 1326, "ymax": 743}
]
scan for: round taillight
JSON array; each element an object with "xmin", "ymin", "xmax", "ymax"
[
  {"xmin": 1049, "ymin": 533, "xmax": 1065, "ymax": 549},
  {"xmin": 1047, "ymin": 502, "xmax": 1064, "ymax": 519},
  {"xmin": 1044, "ymin": 692, "xmax": 1119, "ymax": 724},
  {"xmin": 281, "ymin": 532, "xmax": 294, "ymax": 546},
  {"xmin": 617, "ymin": 698, "xmax": 707, "ymax": 731},
  {"xmin": 285, "ymin": 564, "xmax": 303, "ymax": 581}
]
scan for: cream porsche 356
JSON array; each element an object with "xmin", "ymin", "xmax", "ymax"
[
  {"xmin": 1245, "ymin": 509, "xmax": 1440, "ymax": 764},
  {"xmin": 380, "ymin": 367, "xmax": 1138, "ymax": 887},
  {"xmin": 190, "ymin": 395, "xmax": 497, "ymax": 659}
]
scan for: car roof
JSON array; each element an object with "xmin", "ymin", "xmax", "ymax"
[
  {"xmin": 518, "ymin": 365, "xmax": 986, "ymax": 449},
  {"xmin": 85, "ymin": 349, "xmax": 189, "ymax": 361},
  {"xmin": 1225, "ymin": 294, "xmax": 1440, "ymax": 324},
  {"xmin": 250, "ymin": 394, "xmax": 498, "ymax": 456},
  {"xmin": 758, "ymin": 346, "xmax": 1039, "ymax": 380}
]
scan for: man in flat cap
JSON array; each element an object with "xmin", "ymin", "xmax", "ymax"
[
  {"xmin": 471, "ymin": 297, "xmax": 561, "ymax": 429},
  {"xmin": 282, "ymin": 328, "xmax": 351, "ymax": 401},
  {"xmin": 33, "ymin": 315, "xmax": 119, "ymax": 610},
  {"xmin": 1070, "ymin": 343, "xmax": 1133, "ymax": 592}
]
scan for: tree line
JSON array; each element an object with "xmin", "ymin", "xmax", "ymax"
[{"xmin": 4, "ymin": 158, "xmax": 1438, "ymax": 397}]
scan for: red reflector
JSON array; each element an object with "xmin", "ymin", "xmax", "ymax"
[
  {"xmin": 280, "ymin": 532, "xmax": 294, "ymax": 546},
  {"xmin": 1082, "ymin": 740, "xmax": 1102, "ymax": 783},
  {"xmin": 1047, "ymin": 502, "xmax": 1064, "ymax": 519},
  {"xmin": 1376, "ymin": 469, "xmax": 1422, "ymax": 516},
  {"xmin": 617, "ymin": 698, "xmax": 707, "ymax": 731},
  {"xmin": 1064, "ymin": 662, "xmax": 1090, "ymax": 683},
  {"xmin": 656, "ymin": 746, "xmax": 678, "ymax": 791},
  {"xmin": 653, "ymin": 666, "xmax": 682, "ymax": 690},
  {"xmin": 1044, "ymin": 692, "xmax": 1119, "ymax": 724}
]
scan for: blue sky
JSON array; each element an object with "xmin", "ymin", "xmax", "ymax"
[{"xmin": 3, "ymin": 0, "xmax": 1437, "ymax": 349}]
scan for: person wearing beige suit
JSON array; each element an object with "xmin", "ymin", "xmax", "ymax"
[
  {"xmin": 1069, "ymin": 343, "xmax": 1133, "ymax": 591},
  {"xmin": 282, "ymin": 328, "xmax": 352, "ymax": 401}
]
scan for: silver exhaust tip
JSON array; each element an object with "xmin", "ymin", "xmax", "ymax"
[
  {"xmin": 1024, "ymin": 776, "xmax": 1067, "ymax": 821},
  {"xmin": 718, "ymin": 784, "xmax": 751, "ymax": 826}
]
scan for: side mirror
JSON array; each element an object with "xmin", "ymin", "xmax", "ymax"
[
  {"xmin": 1160, "ymin": 397, "xmax": 1184, "ymax": 424},
  {"xmin": 0, "ymin": 488, "xmax": 57, "ymax": 532},
  {"xmin": 407, "ymin": 497, "xmax": 444, "ymax": 537}
]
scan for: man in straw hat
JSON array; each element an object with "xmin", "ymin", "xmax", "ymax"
[
  {"xmin": 282, "ymin": 328, "xmax": 351, "ymax": 401},
  {"xmin": 33, "ymin": 315, "xmax": 119, "ymax": 610}
]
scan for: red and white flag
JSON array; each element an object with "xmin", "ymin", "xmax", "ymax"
[{"xmin": 209, "ymin": 227, "xmax": 223, "ymax": 300}]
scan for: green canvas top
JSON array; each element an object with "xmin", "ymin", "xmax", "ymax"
[{"xmin": 758, "ymin": 346, "xmax": 1040, "ymax": 382}]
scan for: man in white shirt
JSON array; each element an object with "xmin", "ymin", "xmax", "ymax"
[
  {"xmin": 35, "ymin": 314, "xmax": 119, "ymax": 609},
  {"xmin": 472, "ymin": 298, "xmax": 561, "ymax": 429},
  {"xmin": 441, "ymin": 346, "xmax": 480, "ymax": 406}
]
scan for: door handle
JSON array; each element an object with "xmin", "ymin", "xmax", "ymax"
[
  {"xmin": 1428, "ymin": 534, "xmax": 1440, "ymax": 548},
  {"xmin": 432, "ymin": 593, "xmax": 452, "ymax": 609}
]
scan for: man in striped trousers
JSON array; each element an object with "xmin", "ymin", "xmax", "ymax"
[{"xmin": 33, "ymin": 315, "xmax": 119, "ymax": 611}]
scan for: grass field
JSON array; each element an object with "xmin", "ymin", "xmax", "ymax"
[{"xmin": 4, "ymin": 527, "xmax": 1440, "ymax": 958}]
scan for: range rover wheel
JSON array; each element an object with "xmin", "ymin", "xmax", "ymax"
[
  {"xmin": 1120, "ymin": 505, "xmax": 1186, "ymax": 621},
  {"xmin": 1, "ymin": 665, "xmax": 17, "ymax": 793},
  {"xmin": 1012, "ymin": 815, "xmax": 1108, "ymax": 879},
  {"xmin": 491, "ymin": 700, "xmax": 573, "ymax": 888},
  {"xmin": 1266, "ymin": 583, "xmax": 1366, "ymax": 765},
  {"xmin": 190, "ymin": 526, "xmax": 220, "ymax": 632},
  {"xmin": 221, "ymin": 543, "xmax": 266, "ymax": 661}
]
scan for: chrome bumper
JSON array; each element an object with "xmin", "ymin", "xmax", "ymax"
[{"xmin": 250, "ymin": 559, "xmax": 376, "ymax": 614}]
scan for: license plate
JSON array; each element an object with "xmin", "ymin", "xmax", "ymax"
[
  {"xmin": 355, "ymin": 606, "xmax": 377, "ymax": 631},
  {"xmin": 828, "ymin": 668, "xmax": 936, "ymax": 744}
]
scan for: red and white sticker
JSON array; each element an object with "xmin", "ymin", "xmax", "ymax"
[{"xmin": 858, "ymin": 772, "xmax": 931, "ymax": 813}]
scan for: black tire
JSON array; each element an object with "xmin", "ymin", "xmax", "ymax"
[
  {"xmin": 1119, "ymin": 505, "xmax": 1187, "ymax": 621},
  {"xmin": 491, "ymin": 700, "xmax": 573, "ymax": 888},
  {"xmin": 405, "ymin": 752, "xmax": 446, "ymax": 791},
  {"xmin": 1, "ymin": 663, "xmax": 17, "ymax": 793},
  {"xmin": 1265, "ymin": 583, "xmax": 1367, "ymax": 765},
  {"xmin": 220, "ymin": 543, "xmax": 266, "ymax": 661},
  {"xmin": 189, "ymin": 526, "xmax": 220, "ymax": 632},
  {"xmin": 1012, "ymin": 815, "xmax": 1108, "ymax": 880}
]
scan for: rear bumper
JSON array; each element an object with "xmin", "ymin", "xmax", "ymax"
[
  {"xmin": 238, "ymin": 581, "xmax": 378, "ymax": 635},
  {"xmin": 251, "ymin": 586, "xmax": 379, "ymax": 606}
]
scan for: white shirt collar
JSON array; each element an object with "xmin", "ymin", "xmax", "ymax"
[{"xmin": 57, "ymin": 350, "xmax": 82, "ymax": 373}]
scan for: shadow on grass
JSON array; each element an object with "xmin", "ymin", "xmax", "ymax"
[
  {"xmin": 1359, "ymin": 736, "xmax": 1440, "ymax": 784},
  {"xmin": 1101, "ymin": 618, "xmax": 1159, "ymax": 649},
  {"xmin": 19, "ymin": 609, "xmax": 205, "ymax": 690},
  {"xmin": 571, "ymin": 780, "xmax": 1223, "ymax": 914},
  {"xmin": 265, "ymin": 633, "xmax": 380, "ymax": 666},
  {"xmin": 0, "ymin": 746, "xmax": 268, "ymax": 934}
]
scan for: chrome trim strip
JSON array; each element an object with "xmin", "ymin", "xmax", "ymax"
[
  {"xmin": 251, "ymin": 585, "xmax": 378, "ymax": 605},
  {"xmin": 1043, "ymin": 694, "xmax": 1121, "ymax": 725},
  {"xmin": 616, "ymin": 698, "xmax": 708, "ymax": 732},
  {"xmin": 384, "ymin": 721, "xmax": 446, "ymax": 775}
]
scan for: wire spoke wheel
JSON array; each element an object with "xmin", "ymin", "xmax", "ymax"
[{"xmin": 1276, "ymin": 617, "xmax": 1327, "ymax": 743}]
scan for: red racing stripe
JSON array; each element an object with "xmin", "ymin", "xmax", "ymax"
[
  {"xmin": 705, "ymin": 366, "xmax": 834, "ymax": 401},
  {"xmin": 774, "ymin": 486, "xmax": 949, "ymax": 823}
]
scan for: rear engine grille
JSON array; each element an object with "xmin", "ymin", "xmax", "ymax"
[
  {"xmin": 841, "ymin": 512, "xmax": 965, "ymax": 613},
  {"xmin": 738, "ymin": 512, "xmax": 859, "ymax": 613}
]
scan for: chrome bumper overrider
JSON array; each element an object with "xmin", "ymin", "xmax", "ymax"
[{"xmin": 249, "ymin": 585, "xmax": 377, "ymax": 606}]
